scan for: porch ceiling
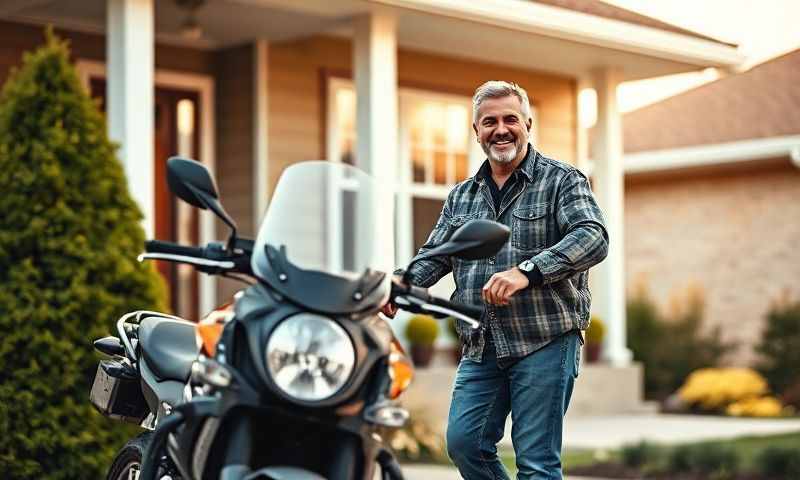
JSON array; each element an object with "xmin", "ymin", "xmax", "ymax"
[{"xmin": 2, "ymin": 0, "xmax": 743, "ymax": 82}]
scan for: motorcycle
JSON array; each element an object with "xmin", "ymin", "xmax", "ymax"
[{"xmin": 89, "ymin": 157, "xmax": 509, "ymax": 480}]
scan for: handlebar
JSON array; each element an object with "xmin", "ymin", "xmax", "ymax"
[
  {"xmin": 145, "ymin": 240, "xmax": 205, "ymax": 258},
  {"xmin": 140, "ymin": 239, "xmax": 254, "ymax": 276},
  {"xmin": 390, "ymin": 280, "xmax": 483, "ymax": 329}
]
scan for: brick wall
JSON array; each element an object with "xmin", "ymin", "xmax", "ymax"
[{"xmin": 624, "ymin": 159, "xmax": 800, "ymax": 364}]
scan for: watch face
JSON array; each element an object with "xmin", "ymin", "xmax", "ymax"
[{"xmin": 520, "ymin": 260, "xmax": 533, "ymax": 272}]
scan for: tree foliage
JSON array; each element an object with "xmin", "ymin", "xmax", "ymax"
[{"xmin": 0, "ymin": 30, "xmax": 166, "ymax": 478}]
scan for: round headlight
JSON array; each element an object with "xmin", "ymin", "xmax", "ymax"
[{"xmin": 266, "ymin": 314, "xmax": 356, "ymax": 402}]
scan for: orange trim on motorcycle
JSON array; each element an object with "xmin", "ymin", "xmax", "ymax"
[
  {"xmin": 195, "ymin": 301, "xmax": 234, "ymax": 356},
  {"xmin": 388, "ymin": 339, "xmax": 414, "ymax": 399}
]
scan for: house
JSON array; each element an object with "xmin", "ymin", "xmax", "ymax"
[
  {"xmin": 0, "ymin": 0, "xmax": 742, "ymax": 376},
  {"xmin": 619, "ymin": 48, "xmax": 800, "ymax": 364}
]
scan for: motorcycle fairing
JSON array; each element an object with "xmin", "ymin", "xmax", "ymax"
[
  {"xmin": 233, "ymin": 283, "xmax": 394, "ymax": 408},
  {"xmin": 256, "ymin": 244, "xmax": 388, "ymax": 316}
]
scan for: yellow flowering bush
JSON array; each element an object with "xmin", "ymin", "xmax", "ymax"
[
  {"xmin": 678, "ymin": 368, "xmax": 774, "ymax": 413},
  {"xmin": 726, "ymin": 396, "xmax": 784, "ymax": 417}
]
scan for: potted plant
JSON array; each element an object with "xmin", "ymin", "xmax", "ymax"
[
  {"xmin": 405, "ymin": 314, "xmax": 439, "ymax": 368},
  {"xmin": 585, "ymin": 316, "xmax": 606, "ymax": 363}
]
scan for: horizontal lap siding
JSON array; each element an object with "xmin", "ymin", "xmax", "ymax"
[
  {"xmin": 267, "ymin": 36, "xmax": 577, "ymax": 194},
  {"xmin": 214, "ymin": 44, "xmax": 255, "ymax": 303}
]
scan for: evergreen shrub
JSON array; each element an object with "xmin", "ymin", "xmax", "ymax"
[
  {"xmin": 0, "ymin": 30, "xmax": 166, "ymax": 478},
  {"xmin": 626, "ymin": 286, "xmax": 734, "ymax": 400},
  {"xmin": 755, "ymin": 297, "xmax": 800, "ymax": 406}
]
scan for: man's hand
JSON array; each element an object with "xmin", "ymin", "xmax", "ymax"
[
  {"xmin": 482, "ymin": 267, "xmax": 529, "ymax": 306},
  {"xmin": 381, "ymin": 302, "xmax": 399, "ymax": 318}
]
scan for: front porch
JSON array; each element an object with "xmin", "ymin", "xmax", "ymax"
[{"xmin": 0, "ymin": 0, "xmax": 742, "ymax": 379}]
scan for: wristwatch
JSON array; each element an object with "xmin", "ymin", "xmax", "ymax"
[{"xmin": 518, "ymin": 259, "xmax": 536, "ymax": 272}]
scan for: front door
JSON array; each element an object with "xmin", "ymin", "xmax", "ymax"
[{"xmin": 90, "ymin": 79, "xmax": 201, "ymax": 320}]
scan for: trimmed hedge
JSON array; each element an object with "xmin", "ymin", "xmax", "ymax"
[{"xmin": 0, "ymin": 30, "xmax": 166, "ymax": 478}]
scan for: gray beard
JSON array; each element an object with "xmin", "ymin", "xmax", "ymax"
[{"xmin": 488, "ymin": 143, "xmax": 517, "ymax": 164}]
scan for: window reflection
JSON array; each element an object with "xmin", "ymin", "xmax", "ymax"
[
  {"xmin": 335, "ymin": 88, "xmax": 356, "ymax": 165},
  {"xmin": 333, "ymin": 85, "xmax": 472, "ymax": 186}
]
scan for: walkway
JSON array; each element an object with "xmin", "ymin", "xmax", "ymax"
[
  {"xmin": 398, "ymin": 464, "xmax": 613, "ymax": 480},
  {"xmin": 549, "ymin": 413, "xmax": 800, "ymax": 450}
]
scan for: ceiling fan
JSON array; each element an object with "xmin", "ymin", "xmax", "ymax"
[{"xmin": 174, "ymin": 0, "xmax": 207, "ymax": 40}]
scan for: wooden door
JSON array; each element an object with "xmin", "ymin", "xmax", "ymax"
[{"xmin": 90, "ymin": 79, "xmax": 201, "ymax": 320}]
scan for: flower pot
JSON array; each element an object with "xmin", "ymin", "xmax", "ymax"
[
  {"xmin": 586, "ymin": 342, "xmax": 601, "ymax": 363},
  {"xmin": 450, "ymin": 343, "xmax": 463, "ymax": 365},
  {"xmin": 411, "ymin": 344, "xmax": 435, "ymax": 368}
]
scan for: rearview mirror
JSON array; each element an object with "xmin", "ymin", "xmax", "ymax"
[
  {"xmin": 166, "ymin": 156, "xmax": 238, "ymax": 246},
  {"xmin": 166, "ymin": 156, "xmax": 219, "ymax": 209},
  {"xmin": 403, "ymin": 219, "xmax": 510, "ymax": 282}
]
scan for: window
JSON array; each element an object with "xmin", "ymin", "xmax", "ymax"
[
  {"xmin": 328, "ymin": 79, "xmax": 482, "ymax": 266},
  {"xmin": 328, "ymin": 80, "xmax": 537, "ymax": 268}
]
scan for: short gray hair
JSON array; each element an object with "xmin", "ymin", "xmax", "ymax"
[{"xmin": 472, "ymin": 80, "xmax": 532, "ymax": 123}]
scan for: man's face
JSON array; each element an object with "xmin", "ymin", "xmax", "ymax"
[{"xmin": 473, "ymin": 95, "xmax": 532, "ymax": 165}]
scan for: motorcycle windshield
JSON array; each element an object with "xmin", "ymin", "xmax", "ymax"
[{"xmin": 252, "ymin": 161, "xmax": 394, "ymax": 289}]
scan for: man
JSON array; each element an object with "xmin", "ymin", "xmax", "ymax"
[{"xmin": 386, "ymin": 81, "xmax": 608, "ymax": 479}]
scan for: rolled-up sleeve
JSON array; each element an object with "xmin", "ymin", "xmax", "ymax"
[{"xmin": 531, "ymin": 170, "xmax": 608, "ymax": 284}]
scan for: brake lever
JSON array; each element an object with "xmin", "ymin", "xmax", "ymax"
[{"xmin": 394, "ymin": 295, "xmax": 481, "ymax": 329}]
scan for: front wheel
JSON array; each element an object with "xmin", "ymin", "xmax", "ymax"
[{"xmin": 106, "ymin": 433, "xmax": 151, "ymax": 480}]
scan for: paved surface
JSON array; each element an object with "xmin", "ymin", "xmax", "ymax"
[
  {"xmin": 397, "ymin": 464, "xmax": 612, "ymax": 480},
  {"xmin": 500, "ymin": 413, "xmax": 800, "ymax": 450},
  {"xmin": 394, "ymin": 414, "xmax": 800, "ymax": 479}
]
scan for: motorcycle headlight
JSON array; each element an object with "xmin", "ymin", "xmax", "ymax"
[{"xmin": 266, "ymin": 313, "xmax": 356, "ymax": 402}]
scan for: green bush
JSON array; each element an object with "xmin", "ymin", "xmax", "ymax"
[
  {"xmin": 0, "ymin": 30, "xmax": 166, "ymax": 478},
  {"xmin": 620, "ymin": 440, "xmax": 658, "ymax": 468},
  {"xmin": 691, "ymin": 444, "xmax": 739, "ymax": 477},
  {"xmin": 756, "ymin": 446, "xmax": 800, "ymax": 477},
  {"xmin": 626, "ymin": 287, "xmax": 735, "ymax": 399},
  {"xmin": 405, "ymin": 314, "xmax": 439, "ymax": 346},
  {"xmin": 755, "ymin": 298, "xmax": 800, "ymax": 406},
  {"xmin": 667, "ymin": 445, "xmax": 693, "ymax": 473}
]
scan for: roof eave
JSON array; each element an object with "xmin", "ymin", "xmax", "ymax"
[
  {"xmin": 620, "ymin": 136, "xmax": 800, "ymax": 174},
  {"xmin": 371, "ymin": 0, "xmax": 744, "ymax": 74}
]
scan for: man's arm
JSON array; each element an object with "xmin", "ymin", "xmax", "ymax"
[
  {"xmin": 529, "ymin": 169, "xmax": 609, "ymax": 284},
  {"xmin": 399, "ymin": 196, "xmax": 455, "ymax": 288}
]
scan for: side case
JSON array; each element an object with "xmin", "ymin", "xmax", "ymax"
[{"xmin": 89, "ymin": 358, "xmax": 149, "ymax": 423}]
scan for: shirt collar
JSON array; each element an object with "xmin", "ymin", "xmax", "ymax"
[{"xmin": 473, "ymin": 143, "xmax": 536, "ymax": 184}]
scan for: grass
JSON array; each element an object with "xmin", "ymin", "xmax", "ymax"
[
  {"xmin": 500, "ymin": 447, "xmax": 613, "ymax": 476},
  {"xmin": 495, "ymin": 430, "xmax": 800, "ymax": 477},
  {"xmin": 688, "ymin": 430, "xmax": 800, "ymax": 471}
]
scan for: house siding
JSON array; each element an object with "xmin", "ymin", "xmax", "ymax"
[
  {"xmin": 624, "ymin": 161, "xmax": 800, "ymax": 364},
  {"xmin": 213, "ymin": 44, "xmax": 255, "ymax": 303},
  {"xmin": 267, "ymin": 36, "xmax": 577, "ymax": 194}
]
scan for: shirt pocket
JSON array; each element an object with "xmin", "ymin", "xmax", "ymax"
[{"xmin": 511, "ymin": 203, "xmax": 550, "ymax": 251}]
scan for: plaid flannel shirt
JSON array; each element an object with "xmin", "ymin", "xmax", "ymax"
[{"xmin": 406, "ymin": 145, "xmax": 609, "ymax": 365}]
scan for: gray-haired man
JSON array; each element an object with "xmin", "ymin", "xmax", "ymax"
[{"xmin": 388, "ymin": 81, "xmax": 608, "ymax": 479}]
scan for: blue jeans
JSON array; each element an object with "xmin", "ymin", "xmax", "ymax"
[{"xmin": 446, "ymin": 331, "xmax": 581, "ymax": 480}]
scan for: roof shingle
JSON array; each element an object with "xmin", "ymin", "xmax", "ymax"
[{"xmin": 621, "ymin": 49, "xmax": 800, "ymax": 153}]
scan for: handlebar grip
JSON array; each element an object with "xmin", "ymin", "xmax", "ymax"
[{"xmin": 144, "ymin": 240, "xmax": 204, "ymax": 258}]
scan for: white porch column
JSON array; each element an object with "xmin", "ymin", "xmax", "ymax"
[
  {"xmin": 591, "ymin": 67, "xmax": 632, "ymax": 366},
  {"xmin": 353, "ymin": 11, "xmax": 398, "ymax": 264},
  {"xmin": 107, "ymin": 0, "xmax": 155, "ymax": 238}
]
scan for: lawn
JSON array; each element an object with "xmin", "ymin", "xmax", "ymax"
[{"xmin": 498, "ymin": 430, "xmax": 800, "ymax": 478}]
